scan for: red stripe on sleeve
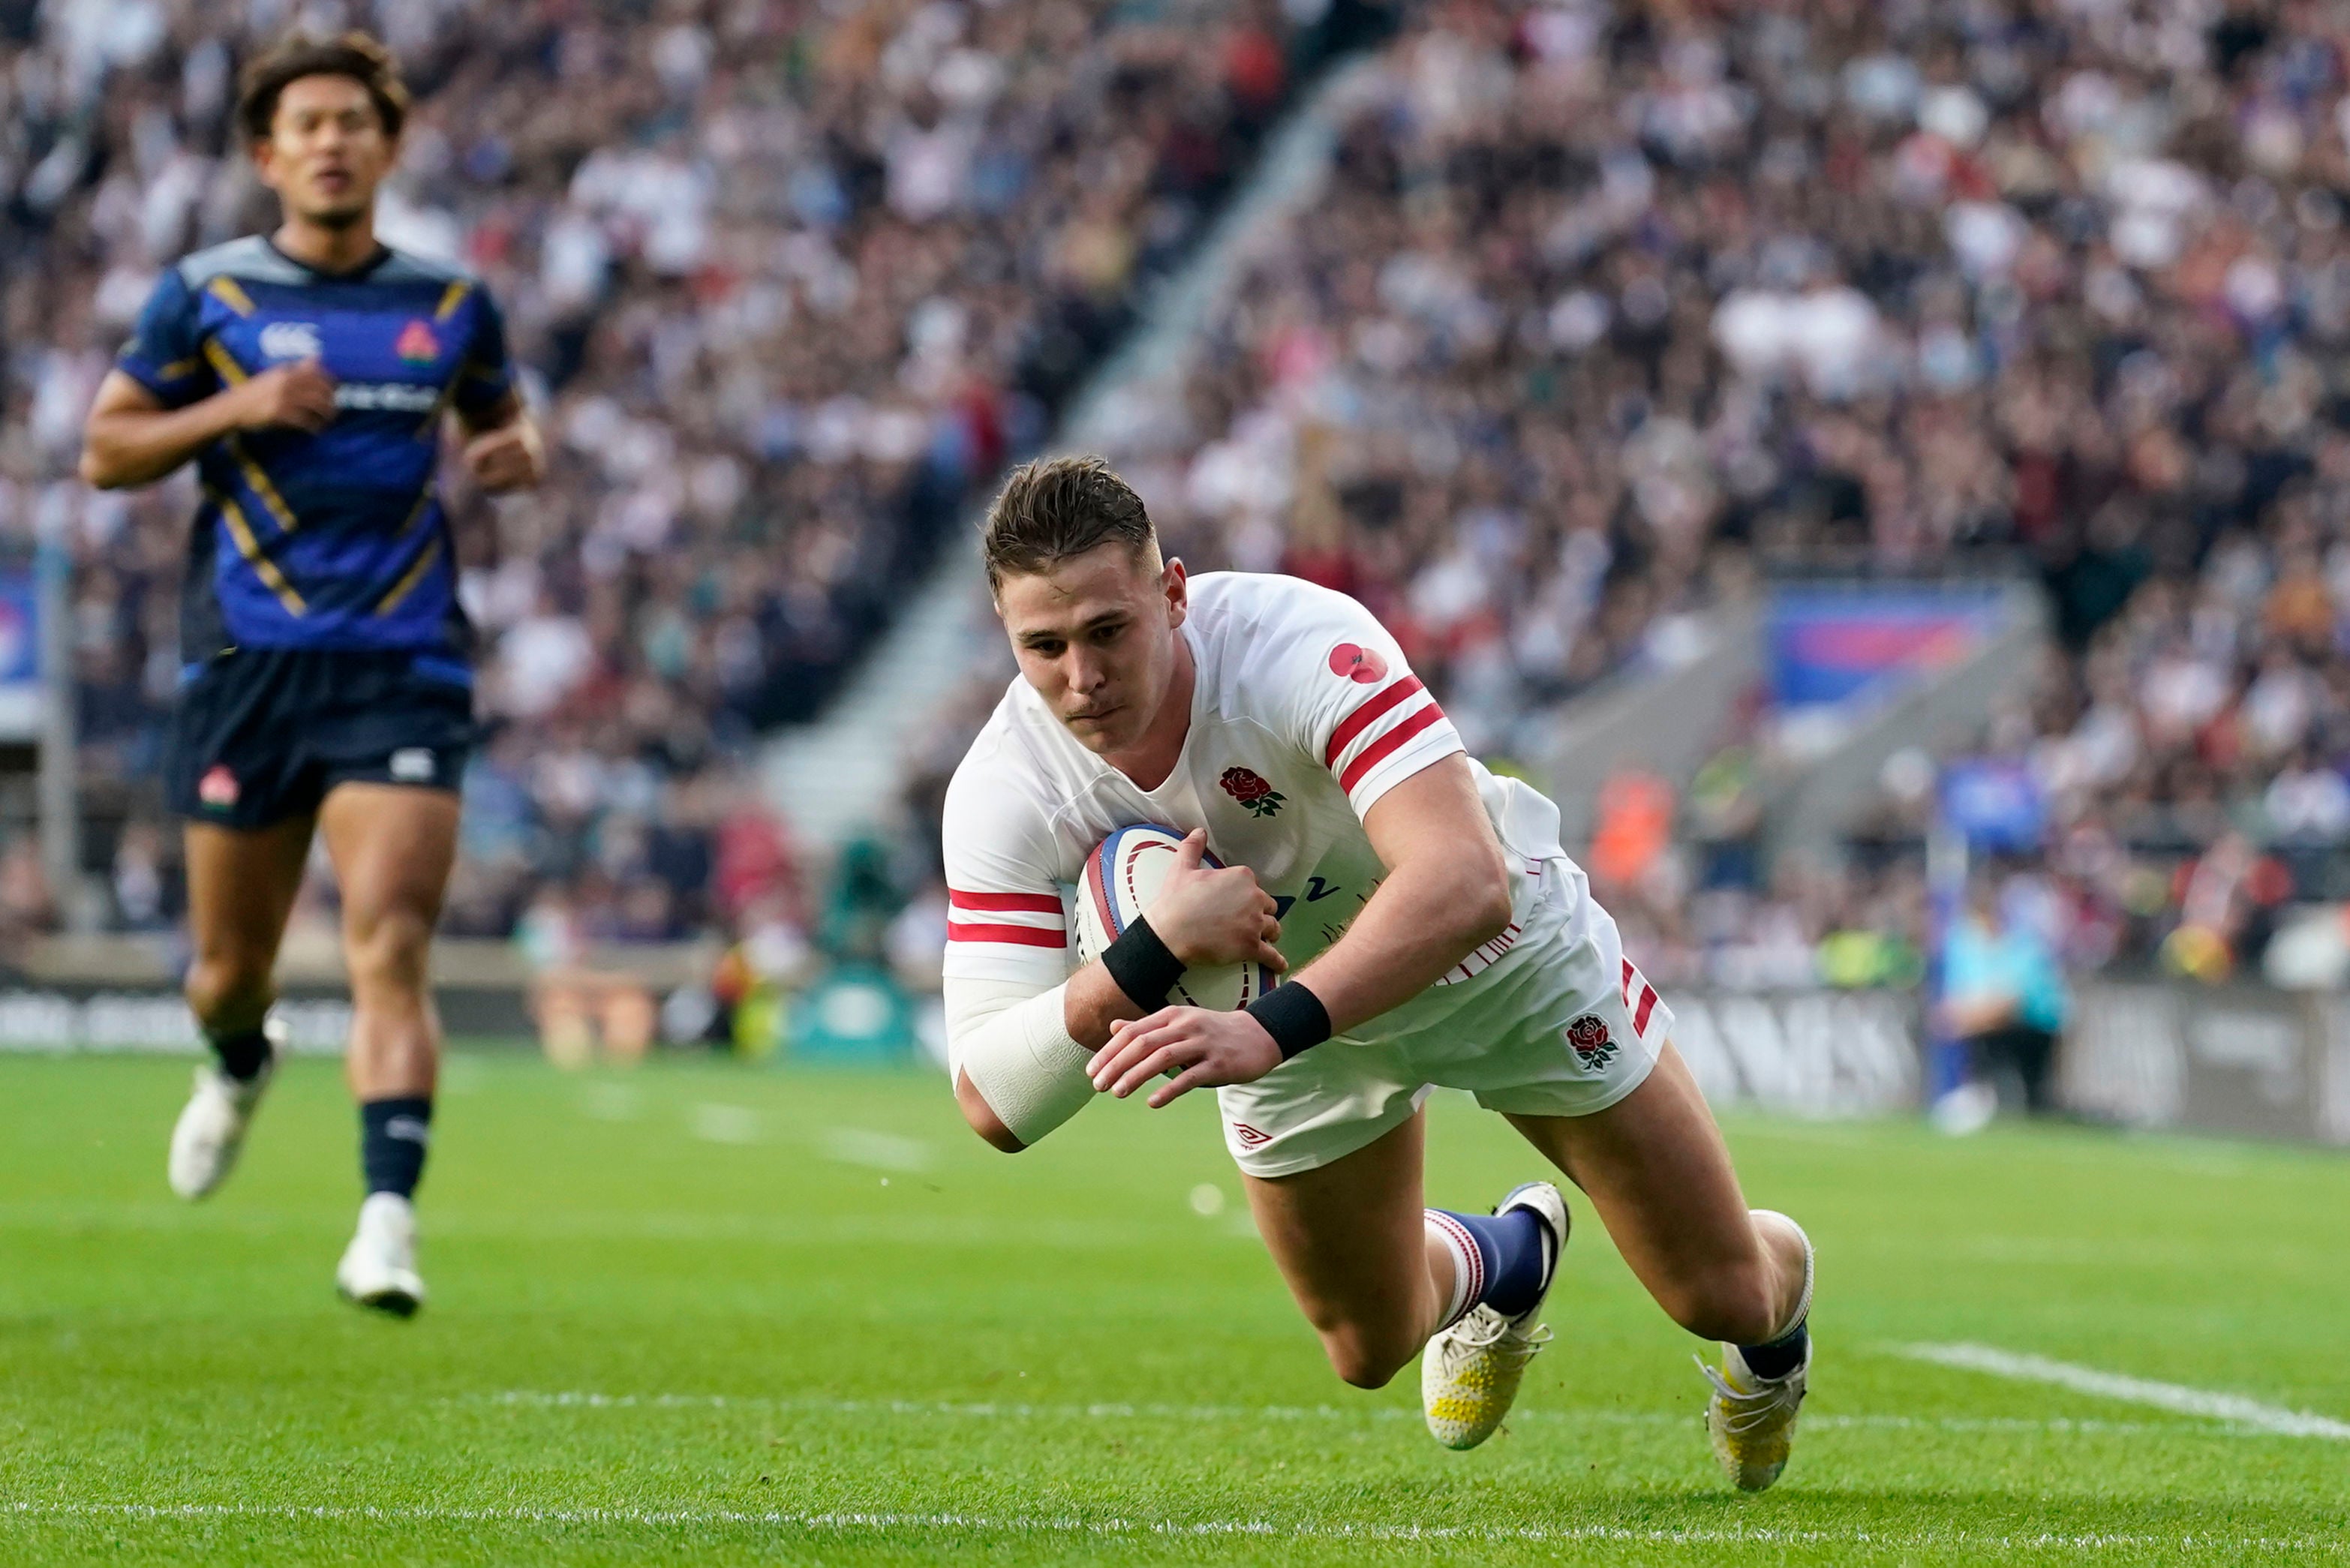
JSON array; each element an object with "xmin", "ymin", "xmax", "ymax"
[
  {"xmin": 946, "ymin": 922, "xmax": 1067, "ymax": 948},
  {"xmin": 949, "ymin": 888, "xmax": 1062, "ymax": 915},
  {"xmin": 1323, "ymin": 677, "xmax": 1425, "ymax": 769},
  {"xmin": 1337, "ymin": 701, "xmax": 1448, "ymax": 794},
  {"xmin": 1633, "ymin": 982, "xmax": 1658, "ymax": 1037}
]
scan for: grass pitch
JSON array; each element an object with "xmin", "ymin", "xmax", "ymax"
[{"xmin": 2, "ymin": 1052, "xmax": 2345, "ymax": 1565}]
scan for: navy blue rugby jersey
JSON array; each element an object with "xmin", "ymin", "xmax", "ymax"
[{"xmin": 113, "ymin": 236, "xmax": 516, "ymax": 671}]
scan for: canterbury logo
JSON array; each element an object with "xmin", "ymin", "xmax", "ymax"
[{"xmin": 259, "ymin": 320, "xmax": 322, "ymax": 360}]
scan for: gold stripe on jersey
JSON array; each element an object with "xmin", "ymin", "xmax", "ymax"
[
  {"xmin": 206, "ymin": 276, "xmax": 256, "ymax": 317},
  {"xmin": 207, "ymin": 488, "xmax": 307, "ymax": 615},
  {"xmin": 202, "ymin": 339, "xmax": 248, "ymax": 385},
  {"xmin": 390, "ymin": 488, "xmax": 434, "ymax": 537},
  {"xmin": 374, "ymin": 536, "xmax": 443, "ymax": 615},
  {"xmin": 434, "ymin": 280, "xmax": 470, "ymax": 321},
  {"xmin": 228, "ymin": 436, "xmax": 300, "ymax": 533}
]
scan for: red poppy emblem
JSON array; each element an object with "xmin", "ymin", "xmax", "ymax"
[
  {"xmin": 1328, "ymin": 642, "xmax": 1388, "ymax": 684},
  {"xmin": 1219, "ymin": 767, "xmax": 1286, "ymax": 818}
]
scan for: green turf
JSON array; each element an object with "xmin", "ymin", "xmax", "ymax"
[{"xmin": 2, "ymin": 1053, "xmax": 2345, "ymax": 1565}]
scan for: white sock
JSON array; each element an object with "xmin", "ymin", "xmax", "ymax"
[
  {"xmin": 1424, "ymin": 1210, "xmax": 1482, "ymax": 1331},
  {"xmin": 1751, "ymin": 1209, "xmax": 1814, "ymax": 1341}
]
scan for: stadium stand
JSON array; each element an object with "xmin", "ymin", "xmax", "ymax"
[
  {"xmin": 8, "ymin": 0, "xmax": 2344, "ymax": 1008},
  {"xmin": 892, "ymin": 0, "xmax": 2350, "ymax": 996},
  {"xmin": 0, "ymin": 0, "xmax": 1394, "ymax": 947}
]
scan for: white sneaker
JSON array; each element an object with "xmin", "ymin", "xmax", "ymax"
[
  {"xmin": 336, "ymin": 1192, "xmax": 425, "ymax": 1317},
  {"xmin": 1420, "ymin": 1181, "xmax": 1567, "ymax": 1450},
  {"xmin": 167, "ymin": 1023, "xmax": 282, "ymax": 1200}
]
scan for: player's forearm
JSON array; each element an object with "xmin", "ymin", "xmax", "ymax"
[
  {"xmin": 1289, "ymin": 851, "xmax": 1512, "ymax": 1036},
  {"xmin": 1062, "ymin": 960, "xmax": 1148, "ymax": 1049},
  {"xmin": 80, "ymin": 394, "xmax": 248, "ymax": 489},
  {"xmin": 948, "ymin": 978, "xmax": 1100, "ymax": 1150}
]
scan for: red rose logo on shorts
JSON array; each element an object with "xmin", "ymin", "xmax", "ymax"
[
  {"xmin": 1328, "ymin": 642, "xmax": 1388, "ymax": 684},
  {"xmin": 1219, "ymin": 766, "xmax": 1287, "ymax": 819},
  {"xmin": 197, "ymin": 765, "xmax": 239, "ymax": 810},
  {"xmin": 1565, "ymin": 1012, "xmax": 1618, "ymax": 1068}
]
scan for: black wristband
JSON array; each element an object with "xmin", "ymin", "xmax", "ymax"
[
  {"xmin": 1246, "ymin": 981, "xmax": 1332, "ymax": 1060},
  {"xmin": 1101, "ymin": 915, "xmax": 1186, "ymax": 1012}
]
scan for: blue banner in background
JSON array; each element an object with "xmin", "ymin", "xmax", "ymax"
[
  {"xmin": 0, "ymin": 573, "xmax": 36, "ymax": 683},
  {"xmin": 1940, "ymin": 757, "xmax": 2045, "ymax": 852},
  {"xmin": 1767, "ymin": 586, "xmax": 2005, "ymax": 707},
  {"xmin": 0, "ymin": 570, "xmax": 41, "ymax": 740}
]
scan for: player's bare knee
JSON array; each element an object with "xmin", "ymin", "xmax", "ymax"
[
  {"xmin": 343, "ymin": 905, "xmax": 435, "ymax": 992},
  {"xmin": 183, "ymin": 954, "xmax": 272, "ymax": 1031},
  {"xmin": 1319, "ymin": 1322, "xmax": 1415, "ymax": 1389}
]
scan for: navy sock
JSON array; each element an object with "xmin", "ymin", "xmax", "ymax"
[
  {"xmin": 208, "ymin": 1027, "xmax": 272, "ymax": 1082},
  {"xmin": 1738, "ymin": 1318, "xmax": 1808, "ymax": 1380},
  {"xmin": 1434, "ymin": 1206, "xmax": 1553, "ymax": 1318},
  {"xmin": 359, "ymin": 1097, "xmax": 433, "ymax": 1199}
]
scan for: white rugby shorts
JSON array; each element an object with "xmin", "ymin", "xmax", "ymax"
[{"xmin": 1214, "ymin": 860, "xmax": 1668, "ymax": 1179}]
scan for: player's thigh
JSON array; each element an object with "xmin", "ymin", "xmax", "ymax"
[
  {"xmin": 184, "ymin": 816, "xmax": 315, "ymax": 971},
  {"xmin": 1243, "ymin": 1109, "xmax": 1430, "ymax": 1333},
  {"xmin": 317, "ymin": 782, "xmax": 461, "ymax": 948},
  {"xmin": 1504, "ymin": 1042, "xmax": 1763, "ymax": 1327}
]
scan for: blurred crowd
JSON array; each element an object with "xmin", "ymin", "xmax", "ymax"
[
  {"xmin": 11, "ymin": 0, "xmax": 2350, "ymax": 1002},
  {"xmin": 873, "ymin": 0, "xmax": 2350, "ymax": 994},
  {"xmin": 0, "ymin": 0, "xmax": 1383, "ymax": 945}
]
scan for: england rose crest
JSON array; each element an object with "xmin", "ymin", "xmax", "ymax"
[
  {"xmin": 1219, "ymin": 766, "xmax": 1286, "ymax": 818},
  {"xmin": 1565, "ymin": 1012, "xmax": 1617, "ymax": 1068}
]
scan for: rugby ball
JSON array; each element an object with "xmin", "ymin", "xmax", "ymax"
[{"xmin": 1076, "ymin": 824, "xmax": 1277, "ymax": 1012}]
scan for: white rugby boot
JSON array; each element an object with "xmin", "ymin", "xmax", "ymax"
[
  {"xmin": 1700, "ymin": 1341, "xmax": 1809, "ymax": 1491},
  {"xmin": 1420, "ymin": 1181, "xmax": 1567, "ymax": 1450},
  {"xmin": 167, "ymin": 1020, "xmax": 283, "ymax": 1200},
  {"xmin": 336, "ymin": 1192, "xmax": 426, "ymax": 1317},
  {"xmin": 1699, "ymin": 1212, "xmax": 1814, "ymax": 1491}
]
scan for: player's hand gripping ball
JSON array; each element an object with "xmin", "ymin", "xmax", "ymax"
[
  {"xmin": 1073, "ymin": 825, "xmax": 1281, "ymax": 1008},
  {"xmin": 1076, "ymin": 825, "xmax": 1288, "ymax": 1107}
]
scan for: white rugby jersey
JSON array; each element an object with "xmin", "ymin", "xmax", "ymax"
[{"xmin": 941, "ymin": 572, "xmax": 1573, "ymax": 1042}]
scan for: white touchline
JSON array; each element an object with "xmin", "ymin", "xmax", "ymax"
[
  {"xmin": 1891, "ymin": 1343, "xmax": 2350, "ymax": 1440},
  {"xmin": 461, "ymin": 1391, "xmax": 2296, "ymax": 1440},
  {"xmin": 5, "ymin": 1503, "xmax": 2342, "ymax": 1554}
]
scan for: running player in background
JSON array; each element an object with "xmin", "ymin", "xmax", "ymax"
[
  {"xmin": 78, "ymin": 32, "xmax": 542, "ymax": 1315},
  {"xmin": 941, "ymin": 458, "xmax": 1814, "ymax": 1489}
]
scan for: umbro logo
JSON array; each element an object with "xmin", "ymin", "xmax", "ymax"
[
  {"xmin": 259, "ymin": 320, "xmax": 323, "ymax": 361},
  {"xmin": 388, "ymin": 748, "xmax": 435, "ymax": 782},
  {"xmin": 1230, "ymin": 1122, "xmax": 1272, "ymax": 1149},
  {"xmin": 383, "ymin": 1116, "xmax": 431, "ymax": 1145}
]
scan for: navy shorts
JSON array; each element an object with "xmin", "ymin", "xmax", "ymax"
[{"xmin": 164, "ymin": 648, "xmax": 476, "ymax": 829}]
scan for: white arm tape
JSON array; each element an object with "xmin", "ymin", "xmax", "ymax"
[{"xmin": 945, "ymin": 976, "xmax": 1096, "ymax": 1147}]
